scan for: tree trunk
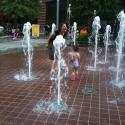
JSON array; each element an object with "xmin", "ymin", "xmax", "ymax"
[
  {"xmin": 88, "ymin": 17, "xmax": 92, "ymax": 32},
  {"xmin": 7, "ymin": 17, "xmax": 10, "ymax": 32},
  {"xmin": 14, "ymin": 18, "xmax": 17, "ymax": 27}
]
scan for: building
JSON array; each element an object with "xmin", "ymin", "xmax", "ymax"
[
  {"xmin": 38, "ymin": 0, "xmax": 68, "ymax": 32},
  {"xmin": 0, "ymin": 0, "xmax": 69, "ymax": 33},
  {"xmin": 0, "ymin": 0, "xmax": 4, "ymax": 26}
]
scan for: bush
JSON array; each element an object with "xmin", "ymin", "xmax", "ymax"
[
  {"xmin": 0, "ymin": 31, "xmax": 5, "ymax": 36},
  {"xmin": 76, "ymin": 33, "xmax": 91, "ymax": 41}
]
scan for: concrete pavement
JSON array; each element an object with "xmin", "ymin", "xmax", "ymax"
[
  {"xmin": 0, "ymin": 35, "xmax": 50, "ymax": 55},
  {"xmin": 0, "ymin": 35, "xmax": 48, "ymax": 51}
]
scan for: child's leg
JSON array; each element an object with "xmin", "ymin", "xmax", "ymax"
[
  {"xmin": 70, "ymin": 67, "xmax": 75, "ymax": 81},
  {"xmin": 13, "ymin": 33, "xmax": 16, "ymax": 38},
  {"xmin": 15, "ymin": 33, "xmax": 19, "ymax": 38},
  {"xmin": 50, "ymin": 60, "xmax": 55, "ymax": 72},
  {"xmin": 75, "ymin": 68, "xmax": 79, "ymax": 79}
]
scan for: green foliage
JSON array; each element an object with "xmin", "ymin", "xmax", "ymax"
[
  {"xmin": 70, "ymin": 0, "xmax": 121, "ymax": 19},
  {"xmin": 0, "ymin": 31, "xmax": 5, "ymax": 36},
  {"xmin": 0, "ymin": 0, "xmax": 42, "ymax": 19},
  {"xmin": 76, "ymin": 33, "xmax": 91, "ymax": 41}
]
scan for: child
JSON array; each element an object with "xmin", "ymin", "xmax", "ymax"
[
  {"xmin": 69, "ymin": 45, "xmax": 80, "ymax": 81},
  {"xmin": 13, "ymin": 26, "xmax": 20, "ymax": 39}
]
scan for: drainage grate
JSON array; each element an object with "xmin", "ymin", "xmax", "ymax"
[
  {"xmin": 49, "ymin": 101, "xmax": 68, "ymax": 111},
  {"xmin": 82, "ymin": 88, "xmax": 97, "ymax": 94}
]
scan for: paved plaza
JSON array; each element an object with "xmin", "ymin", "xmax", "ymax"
[{"xmin": 0, "ymin": 36, "xmax": 125, "ymax": 125}]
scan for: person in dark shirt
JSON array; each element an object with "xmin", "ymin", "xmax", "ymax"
[
  {"xmin": 44, "ymin": 24, "xmax": 49, "ymax": 36},
  {"xmin": 46, "ymin": 23, "xmax": 67, "ymax": 74}
]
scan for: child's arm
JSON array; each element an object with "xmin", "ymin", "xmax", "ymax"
[
  {"xmin": 69, "ymin": 54, "xmax": 73, "ymax": 64},
  {"xmin": 78, "ymin": 53, "xmax": 80, "ymax": 64}
]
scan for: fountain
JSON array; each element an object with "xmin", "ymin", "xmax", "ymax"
[
  {"xmin": 33, "ymin": 35, "xmax": 68, "ymax": 114},
  {"xmin": 51, "ymin": 23, "xmax": 56, "ymax": 33},
  {"xmin": 87, "ymin": 16, "xmax": 102, "ymax": 71},
  {"xmin": 14, "ymin": 22, "xmax": 34, "ymax": 81},
  {"xmin": 67, "ymin": 22, "xmax": 78, "ymax": 54},
  {"xmin": 110, "ymin": 10, "xmax": 125, "ymax": 88},
  {"xmin": 99, "ymin": 25, "xmax": 111, "ymax": 64},
  {"xmin": 71, "ymin": 22, "xmax": 77, "ymax": 46},
  {"xmin": 104, "ymin": 25, "xmax": 111, "ymax": 63},
  {"xmin": 49, "ymin": 35, "xmax": 68, "ymax": 110},
  {"xmin": 67, "ymin": 4, "xmax": 72, "ymax": 38}
]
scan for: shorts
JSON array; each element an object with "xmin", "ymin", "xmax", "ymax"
[{"xmin": 49, "ymin": 43, "xmax": 54, "ymax": 60}]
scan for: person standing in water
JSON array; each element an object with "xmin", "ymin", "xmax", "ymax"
[
  {"xmin": 69, "ymin": 45, "xmax": 80, "ymax": 81},
  {"xmin": 46, "ymin": 23, "xmax": 67, "ymax": 74}
]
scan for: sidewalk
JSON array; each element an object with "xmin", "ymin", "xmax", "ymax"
[
  {"xmin": 0, "ymin": 36, "xmax": 48, "ymax": 51},
  {"xmin": 0, "ymin": 35, "xmax": 49, "ymax": 55}
]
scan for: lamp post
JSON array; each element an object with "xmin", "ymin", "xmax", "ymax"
[{"xmin": 56, "ymin": 0, "xmax": 60, "ymax": 29}]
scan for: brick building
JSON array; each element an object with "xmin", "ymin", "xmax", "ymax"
[
  {"xmin": 0, "ymin": 0, "xmax": 4, "ymax": 26},
  {"xmin": 38, "ymin": 0, "xmax": 68, "ymax": 32},
  {"xmin": 0, "ymin": 0, "xmax": 69, "ymax": 33}
]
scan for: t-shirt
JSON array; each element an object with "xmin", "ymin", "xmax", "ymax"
[
  {"xmin": 44, "ymin": 25, "xmax": 48, "ymax": 31},
  {"xmin": 12, "ymin": 29, "xmax": 15, "ymax": 33},
  {"xmin": 50, "ymin": 30, "xmax": 67, "ymax": 44}
]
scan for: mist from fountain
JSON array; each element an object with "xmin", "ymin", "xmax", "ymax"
[
  {"xmin": 48, "ymin": 35, "xmax": 68, "ymax": 111},
  {"xmin": 72, "ymin": 22, "xmax": 77, "ymax": 45},
  {"xmin": 99, "ymin": 25, "xmax": 111, "ymax": 64},
  {"xmin": 66, "ymin": 22, "xmax": 78, "ymax": 78},
  {"xmin": 53, "ymin": 35, "xmax": 68, "ymax": 105},
  {"xmin": 51, "ymin": 23, "xmax": 56, "ymax": 33},
  {"xmin": 33, "ymin": 35, "xmax": 69, "ymax": 114},
  {"xmin": 87, "ymin": 16, "xmax": 102, "ymax": 71},
  {"xmin": 104, "ymin": 25, "xmax": 111, "ymax": 62},
  {"xmin": 115, "ymin": 11, "xmax": 125, "ymax": 82},
  {"xmin": 14, "ymin": 22, "xmax": 34, "ymax": 81},
  {"xmin": 110, "ymin": 10, "xmax": 125, "ymax": 88}
]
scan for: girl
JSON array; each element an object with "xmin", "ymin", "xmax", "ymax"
[
  {"xmin": 69, "ymin": 45, "xmax": 80, "ymax": 81},
  {"xmin": 13, "ymin": 26, "xmax": 20, "ymax": 39}
]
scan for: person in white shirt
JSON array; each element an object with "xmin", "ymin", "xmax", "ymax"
[
  {"xmin": 11, "ymin": 26, "xmax": 15, "ymax": 36},
  {"xmin": 13, "ymin": 26, "xmax": 20, "ymax": 39}
]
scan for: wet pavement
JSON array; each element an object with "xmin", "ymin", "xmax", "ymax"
[{"xmin": 0, "ymin": 35, "xmax": 125, "ymax": 125}]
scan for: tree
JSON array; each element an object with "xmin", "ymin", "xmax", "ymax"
[
  {"xmin": 0, "ymin": 0, "xmax": 42, "ymax": 19},
  {"xmin": 69, "ymin": 0, "xmax": 122, "ymax": 31}
]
